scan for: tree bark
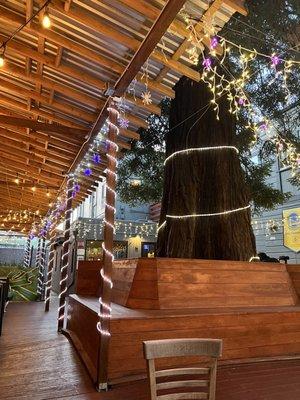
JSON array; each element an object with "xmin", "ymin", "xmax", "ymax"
[{"xmin": 157, "ymin": 76, "xmax": 256, "ymax": 260}]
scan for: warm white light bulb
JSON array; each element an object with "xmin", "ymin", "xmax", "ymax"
[
  {"xmin": 0, "ymin": 55, "xmax": 4, "ymax": 68},
  {"xmin": 42, "ymin": 13, "xmax": 51, "ymax": 29}
]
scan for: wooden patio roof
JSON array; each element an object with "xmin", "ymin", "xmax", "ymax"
[{"xmin": 0, "ymin": 0, "xmax": 246, "ymax": 233}]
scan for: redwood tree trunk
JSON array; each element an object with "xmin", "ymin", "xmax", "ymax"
[{"xmin": 156, "ymin": 76, "xmax": 256, "ymax": 260}]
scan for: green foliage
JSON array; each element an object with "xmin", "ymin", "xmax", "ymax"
[
  {"xmin": 117, "ymin": 99, "xmax": 169, "ymax": 206},
  {"xmin": 0, "ymin": 266, "xmax": 38, "ymax": 301},
  {"xmin": 117, "ymin": 1, "xmax": 299, "ymax": 209}
]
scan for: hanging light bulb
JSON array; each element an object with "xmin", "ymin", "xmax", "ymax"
[
  {"xmin": 0, "ymin": 46, "xmax": 5, "ymax": 68},
  {"xmin": 46, "ymin": 189, "xmax": 50, "ymax": 197},
  {"xmin": 31, "ymin": 186, "xmax": 36, "ymax": 192},
  {"xmin": 14, "ymin": 177, "xmax": 19, "ymax": 184},
  {"xmin": 42, "ymin": 11, "xmax": 51, "ymax": 29}
]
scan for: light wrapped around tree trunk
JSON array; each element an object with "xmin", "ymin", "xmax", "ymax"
[{"xmin": 157, "ymin": 76, "xmax": 256, "ymax": 261}]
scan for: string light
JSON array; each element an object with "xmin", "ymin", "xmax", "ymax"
[
  {"xmin": 157, "ymin": 221, "xmax": 166, "ymax": 233},
  {"xmin": 164, "ymin": 146, "xmax": 239, "ymax": 165},
  {"xmin": 42, "ymin": 11, "xmax": 51, "ymax": 29},
  {"xmin": 166, "ymin": 205, "xmax": 250, "ymax": 219},
  {"xmin": 36, "ymin": 237, "xmax": 42, "ymax": 296},
  {"xmin": 181, "ymin": 11, "xmax": 300, "ymax": 180},
  {"xmin": 23, "ymin": 235, "xmax": 31, "ymax": 268},
  {"xmin": 249, "ymin": 256, "xmax": 260, "ymax": 262},
  {"xmin": 97, "ymin": 105, "xmax": 120, "ymax": 338},
  {"xmin": 44, "ymin": 228, "xmax": 56, "ymax": 310},
  {"xmin": 58, "ymin": 176, "xmax": 73, "ymax": 324}
]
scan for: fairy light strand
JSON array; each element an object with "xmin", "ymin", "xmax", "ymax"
[
  {"xmin": 36, "ymin": 237, "xmax": 42, "ymax": 296},
  {"xmin": 181, "ymin": 12, "xmax": 300, "ymax": 179},
  {"xmin": 57, "ymin": 176, "xmax": 73, "ymax": 327},
  {"xmin": 23, "ymin": 235, "xmax": 31, "ymax": 268},
  {"xmin": 44, "ymin": 228, "xmax": 56, "ymax": 310},
  {"xmin": 97, "ymin": 105, "xmax": 119, "ymax": 338},
  {"xmin": 166, "ymin": 205, "xmax": 250, "ymax": 219},
  {"xmin": 164, "ymin": 145, "xmax": 239, "ymax": 165}
]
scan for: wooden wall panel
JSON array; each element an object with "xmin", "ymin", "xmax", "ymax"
[
  {"xmin": 112, "ymin": 258, "xmax": 299, "ymax": 309},
  {"xmin": 65, "ymin": 296, "xmax": 100, "ymax": 383},
  {"xmin": 287, "ymin": 265, "xmax": 300, "ymax": 296},
  {"xmin": 75, "ymin": 261, "xmax": 102, "ymax": 296},
  {"xmin": 108, "ymin": 307, "xmax": 300, "ymax": 381}
]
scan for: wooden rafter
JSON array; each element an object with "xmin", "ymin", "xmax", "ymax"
[{"xmin": 0, "ymin": 0, "xmax": 246, "ymax": 231}]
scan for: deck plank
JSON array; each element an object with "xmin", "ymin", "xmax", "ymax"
[{"xmin": 0, "ymin": 300, "xmax": 300, "ymax": 399}]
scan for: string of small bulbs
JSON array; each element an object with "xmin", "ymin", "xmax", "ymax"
[
  {"xmin": 0, "ymin": 0, "xmax": 52, "ymax": 67},
  {"xmin": 181, "ymin": 11, "xmax": 300, "ymax": 180}
]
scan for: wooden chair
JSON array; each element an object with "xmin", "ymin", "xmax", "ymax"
[{"xmin": 143, "ymin": 338, "xmax": 222, "ymax": 400}]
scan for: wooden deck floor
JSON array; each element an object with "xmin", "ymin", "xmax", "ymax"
[{"xmin": 1, "ymin": 300, "xmax": 300, "ymax": 400}]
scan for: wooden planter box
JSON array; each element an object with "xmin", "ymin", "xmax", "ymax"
[{"xmin": 65, "ymin": 258, "xmax": 300, "ymax": 389}]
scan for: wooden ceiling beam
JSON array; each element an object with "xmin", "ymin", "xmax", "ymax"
[
  {"xmin": 0, "ymin": 140, "xmax": 68, "ymax": 172},
  {"xmin": 0, "ymin": 33, "xmax": 107, "ymax": 91},
  {"xmin": 50, "ymin": 0, "xmax": 199, "ymax": 82},
  {"xmin": 0, "ymin": 124, "xmax": 80, "ymax": 156},
  {"xmin": 0, "ymin": 78, "xmax": 96, "ymax": 124},
  {"xmin": 0, "ymin": 7, "xmax": 123, "ymax": 76},
  {"xmin": 1, "ymin": 61, "xmax": 101, "ymax": 109},
  {"xmin": 0, "ymin": 95, "xmax": 88, "ymax": 129},
  {"xmin": 0, "ymin": 167, "xmax": 45, "ymax": 186},
  {"xmin": 69, "ymin": 0, "xmax": 188, "ymax": 174},
  {"xmin": 0, "ymin": 151, "xmax": 64, "ymax": 180},
  {"xmin": 0, "ymin": 130, "xmax": 72, "ymax": 166},
  {"xmin": 0, "ymin": 184, "xmax": 57, "ymax": 203},
  {"xmin": 0, "ymin": 160, "xmax": 62, "ymax": 186},
  {"xmin": 0, "ymin": 115, "xmax": 88, "ymax": 137},
  {"xmin": 0, "ymin": 193, "xmax": 48, "ymax": 209}
]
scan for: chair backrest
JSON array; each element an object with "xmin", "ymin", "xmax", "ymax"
[{"xmin": 143, "ymin": 338, "xmax": 222, "ymax": 400}]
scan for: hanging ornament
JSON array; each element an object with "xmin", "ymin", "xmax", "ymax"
[
  {"xmin": 84, "ymin": 168, "xmax": 92, "ymax": 176},
  {"xmin": 74, "ymin": 183, "xmax": 80, "ymax": 193},
  {"xmin": 141, "ymin": 90, "xmax": 152, "ymax": 105},
  {"xmin": 271, "ymin": 54, "xmax": 280, "ymax": 67},
  {"xmin": 118, "ymin": 117, "xmax": 129, "ymax": 129},
  {"xmin": 92, "ymin": 153, "xmax": 101, "ymax": 164},
  {"xmin": 210, "ymin": 36, "xmax": 219, "ymax": 50},
  {"xmin": 202, "ymin": 57, "xmax": 212, "ymax": 70}
]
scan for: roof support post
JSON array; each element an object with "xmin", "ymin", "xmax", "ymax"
[
  {"xmin": 44, "ymin": 228, "xmax": 56, "ymax": 312},
  {"xmin": 37, "ymin": 234, "xmax": 46, "ymax": 301},
  {"xmin": 23, "ymin": 235, "xmax": 31, "ymax": 268},
  {"xmin": 57, "ymin": 176, "xmax": 73, "ymax": 331},
  {"xmin": 97, "ymin": 101, "xmax": 119, "ymax": 390}
]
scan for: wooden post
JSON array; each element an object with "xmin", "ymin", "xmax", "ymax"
[
  {"xmin": 29, "ymin": 244, "xmax": 34, "ymax": 268},
  {"xmin": 57, "ymin": 176, "xmax": 73, "ymax": 331},
  {"xmin": 23, "ymin": 235, "xmax": 31, "ymax": 268},
  {"xmin": 44, "ymin": 229, "xmax": 56, "ymax": 312},
  {"xmin": 97, "ymin": 101, "xmax": 119, "ymax": 390},
  {"xmin": 35, "ymin": 237, "xmax": 42, "ymax": 297},
  {"xmin": 39, "ymin": 235, "xmax": 47, "ymax": 301}
]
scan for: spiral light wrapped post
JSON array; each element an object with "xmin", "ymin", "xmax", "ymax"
[
  {"xmin": 36, "ymin": 237, "xmax": 42, "ymax": 295},
  {"xmin": 44, "ymin": 228, "xmax": 56, "ymax": 312},
  {"xmin": 97, "ymin": 102, "xmax": 119, "ymax": 389},
  {"xmin": 38, "ymin": 234, "xmax": 46, "ymax": 301},
  {"xmin": 23, "ymin": 235, "xmax": 31, "ymax": 268},
  {"xmin": 57, "ymin": 176, "xmax": 73, "ymax": 331}
]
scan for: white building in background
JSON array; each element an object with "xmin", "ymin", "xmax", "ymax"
[
  {"xmin": 70, "ymin": 180, "xmax": 157, "ymax": 261},
  {"xmin": 252, "ymin": 108, "xmax": 300, "ymax": 263}
]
